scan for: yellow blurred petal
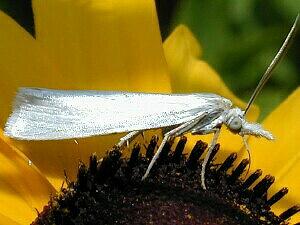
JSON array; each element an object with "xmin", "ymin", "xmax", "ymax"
[
  {"xmin": 1, "ymin": 0, "xmax": 171, "ymax": 189},
  {"xmin": 163, "ymin": 25, "xmax": 258, "ymax": 119},
  {"xmin": 32, "ymin": 0, "xmax": 170, "ymax": 92},
  {"xmin": 163, "ymin": 25, "xmax": 259, "ymax": 160},
  {"xmin": 249, "ymin": 87, "xmax": 300, "ymax": 223},
  {"xmin": 0, "ymin": 130, "xmax": 55, "ymax": 224},
  {"xmin": 0, "ymin": 213, "xmax": 21, "ymax": 225}
]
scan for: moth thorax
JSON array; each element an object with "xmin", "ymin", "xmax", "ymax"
[{"xmin": 225, "ymin": 108, "xmax": 245, "ymax": 133}]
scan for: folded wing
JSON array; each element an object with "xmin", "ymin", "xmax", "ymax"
[{"xmin": 5, "ymin": 88, "xmax": 231, "ymax": 140}]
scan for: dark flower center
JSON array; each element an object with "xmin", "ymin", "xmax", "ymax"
[{"xmin": 32, "ymin": 136, "xmax": 299, "ymax": 225}]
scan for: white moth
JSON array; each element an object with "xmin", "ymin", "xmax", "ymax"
[{"xmin": 4, "ymin": 15, "xmax": 298, "ymax": 190}]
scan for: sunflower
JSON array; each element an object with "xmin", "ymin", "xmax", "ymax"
[{"xmin": 0, "ymin": 0, "xmax": 299, "ymax": 224}]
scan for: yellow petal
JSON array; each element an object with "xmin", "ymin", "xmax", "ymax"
[
  {"xmin": 32, "ymin": 0, "xmax": 170, "ymax": 92},
  {"xmin": 249, "ymin": 87, "xmax": 300, "ymax": 223},
  {"xmin": 1, "ymin": 0, "xmax": 171, "ymax": 189},
  {"xmin": 250, "ymin": 87, "xmax": 300, "ymax": 177},
  {"xmin": 163, "ymin": 25, "xmax": 259, "ymax": 162},
  {"xmin": 0, "ymin": 213, "xmax": 21, "ymax": 225},
  {"xmin": 163, "ymin": 25, "xmax": 258, "ymax": 118},
  {"xmin": 0, "ymin": 130, "xmax": 55, "ymax": 224}
]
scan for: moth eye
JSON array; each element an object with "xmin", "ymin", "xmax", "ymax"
[{"xmin": 229, "ymin": 117, "xmax": 242, "ymax": 130}]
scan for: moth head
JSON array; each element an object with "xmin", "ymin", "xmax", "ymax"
[{"xmin": 224, "ymin": 108, "xmax": 274, "ymax": 140}]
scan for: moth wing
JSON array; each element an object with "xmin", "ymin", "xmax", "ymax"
[{"xmin": 5, "ymin": 88, "xmax": 230, "ymax": 140}]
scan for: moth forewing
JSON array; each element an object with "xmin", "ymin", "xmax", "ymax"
[{"xmin": 4, "ymin": 88, "xmax": 232, "ymax": 140}]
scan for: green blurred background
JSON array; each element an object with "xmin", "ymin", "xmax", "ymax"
[
  {"xmin": 1, "ymin": 0, "xmax": 299, "ymax": 120},
  {"xmin": 157, "ymin": 0, "xmax": 300, "ymax": 120}
]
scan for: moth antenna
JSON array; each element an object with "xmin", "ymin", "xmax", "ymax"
[
  {"xmin": 244, "ymin": 14, "xmax": 299, "ymax": 116},
  {"xmin": 242, "ymin": 136, "xmax": 251, "ymax": 178}
]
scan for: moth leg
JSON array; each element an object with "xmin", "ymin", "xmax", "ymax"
[
  {"xmin": 201, "ymin": 128, "xmax": 221, "ymax": 190},
  {"xmin": 116, "ymin": 130, "xmax": 142, "ymax": 148},
  {"xmin": 141, "ymin": 133, "xmax": 170, "ymax": 180},
  {"xmin": 142, "ymin": 114, "xmax": 206, "ymax": 180},
  {"xmin": 242, "ymin": 135, "xmax": 251, "ymax": 177}
]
